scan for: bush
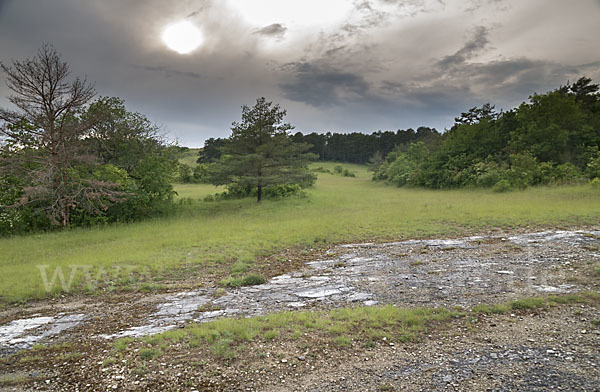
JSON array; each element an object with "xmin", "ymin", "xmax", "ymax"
[
  {"xmin": 310, "ymin": 166, "xmax": 331, "ymax": 173},
  {"xmin": 263, "ymin": 184, "xmax": 305, "ymax": 199},
  {"xmin": 334, "ymin": 164, "xmax": 343, "ymax": 174},
  {"xmin": 205, "ymin": 183, "xmax": 306, "ymax": 202},
  {"xmin": 342, "ymin": 169, "xmax": 355, "ymax": 177},
  {"xmin": 178, "ymin": 163, "xmax": 194, "ymax": 183},
  {"xmin": 492, "ymin": 179, "xmax": 512, "ymax": 193},
  {"xmin": 586, "ymin": 151, "xmax": 600, "ymax": 179},
  {"xmin": 590, "ymin": 177, "xmax": 600, "ymax": 188}
]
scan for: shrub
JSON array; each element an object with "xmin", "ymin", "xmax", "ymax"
[
  {"xmin": 310, "ymin": 166, "xmax": 331, "ymax": 173},
  {"xmin": 334, "ymin": 164, "xmax": 343, "ymax": 174},
  {"xmin": 492, "ymin": 179, "xmax": 512, "ymax": 193},
  {"xmin": 342, "ymin": 169, "xmax": 355, "ymax": 177},
  {"xmin": 206, "ymin": 183, "xmax": 305, "ymax": 202},
  {"xmin": 221, "ymin": 274, "xmax": 266, "ymax": 288}
]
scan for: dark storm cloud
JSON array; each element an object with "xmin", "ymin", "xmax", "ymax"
[
  {"xmin": 1, "ymin": 0, "xmax": 599, "ymax": 145},
  {"xmin": 0, "ymin": 0, "xmax": 9, "ymax": 17},
  {"xmin": 438, "ymin": 26, "xmax": 489, "ymax": 68},
  {"xmin": 280, "ymin": 62, "xmax": 371, "ymax": 107},
  {"xmin": 253, "ymin": 23, "xmax": 287, "ymax": 38},
  {"xmin": 433, "ymin": 56, "xmax": 584, "ymax": 101}
]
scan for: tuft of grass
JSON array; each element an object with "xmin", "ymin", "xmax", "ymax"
[
  {"xmin": 19, "ymin": 355, "xmax": 42, "ymax": 364},
  {"xmin": 472, "ymin": 303, "xmax": 510, "ymax": 314},
  {"xmin": 139, "ymin": 348, "xmax": 160, "ymax": 360},
  {"xmin": 57, "ymin": 352, "xmax": 83, "ymax": 361},
  {"xmin": 220, "ymin": 274, "xmax": 266, "ymax": 288},
  {"xmin": 230, "ymin": 261, "xmax": 250, "ymax": 274},
  {"xmin": 102, "ymin": 357, "xmax": 116, "ymax": 367},
  {"xmin": 263, "ymin": 329, "xmax": 279, "ymax": 340},
  {"xmin": 113, "ymin": 337, "xmax": 134, "ymax": 353},
  {"xmin": 509, "ymin": 297, "xmax": 546, "ymax": 310},
  {"xmin": 334, "ymin": 335, "xmax": 351, "ymax": 346},
  {"xmin": 0, "ymin": 373, "xmax": 28, "ymax": 386},
  {"xmin": 473, "ymin": 293, "xmax": 598, "ymax": 315}
]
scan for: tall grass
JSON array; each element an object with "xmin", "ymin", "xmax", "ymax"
[{"xmin": 1, "ymin": 164, "xmax": 599, "ymax": 302}]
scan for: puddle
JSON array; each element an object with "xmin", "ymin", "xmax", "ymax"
[{"xmin": 1, "ymin": 230, "xmax": 598, "ymax": 349}]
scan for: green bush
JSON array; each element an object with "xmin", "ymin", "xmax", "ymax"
[
  {"xmin": 342, "ymin": 169, "xmax": 356, "ymax": 177},
  {"xmin": 493, "ymin": 179, "xmax": 512, "ymax": 193},
  {"xmin": 206, "ymin": 183, "xmax": 306, "ymax": 202},
  {"xmin": 334, "ymin": 165, "xmax": 343, "ymax": 174},
  {"xmin": 222, "ymin": 274, "xmax": 266, "ymax": 287}
]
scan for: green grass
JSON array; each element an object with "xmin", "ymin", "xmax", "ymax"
[
  {"xmin": 115, "ymin": 304, "xmax": 457, "ymax": 360},
  {"xmin": 177, "ymin": 148, "xmax": 202, "ymax": 167},
  {"xmin": 0, "ymin": 373, "xmax": 28, "ymax": 386},
  {"xmin": 173, "ymin": 183, "xmax": 224, "ymax": 200},
  {"xmin": 113, "ymin": 292, "xmax": 598, "ymax": 361},
  {"xmin": 472, "ymin": 292, "xmax": 599, "ymax": 314},
  {"xmin": 219, "ymin": 274, "xmax": 266, "ymax": 288},
  {"xmin": 1, "ymin": 163, "xmax": 599, "ymax": 303}
]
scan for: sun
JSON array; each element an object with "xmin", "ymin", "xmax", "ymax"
[{"xmin": 162, "ymin": 21, "xmax": 204, "ymax": 54}]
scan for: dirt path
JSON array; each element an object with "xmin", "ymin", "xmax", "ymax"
[{"xmin": 0, "ymin": 228, "xmax": 599, "ymax": 390}]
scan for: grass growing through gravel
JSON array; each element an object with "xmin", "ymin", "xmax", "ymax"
[
  {"xmin": 1, "ymin": 162, "xmax": 599, "ymax": 303},
  {"xmin": 472, "ymin": 291, "xmax": 599, "ymax": 314},
  {"xmin": 121, "ymin": 305, "xmax": 458, "ymax": 360},
  {"xmin": 112, "ymin": 292, "xmax": 599, "ymax": 362}
]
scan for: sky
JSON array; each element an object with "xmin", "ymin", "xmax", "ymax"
[{"xmin": 1, "ymin": 0, "xmax": 599, "ymax": 147}]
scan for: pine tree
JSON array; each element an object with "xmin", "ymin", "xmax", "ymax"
[{"xmin": 210, "ymin": 98, "xmax": 316, "ymax": 202}]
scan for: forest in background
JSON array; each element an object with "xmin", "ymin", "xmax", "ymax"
[{"xmin": 190, "ymin": 77, "xmax": 600, "ymax": 192}]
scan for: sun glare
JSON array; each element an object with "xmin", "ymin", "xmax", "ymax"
[{"xmin": 162, "ymin": 21, "xmax": 204, "ymax": 54}]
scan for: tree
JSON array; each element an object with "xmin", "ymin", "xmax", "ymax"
[
  {"xmin": 83, "ymin": 97, "xmax": 178, "ymax": 219},
  {"xmin": 197, "ymin": 137, "xmax": 226, "ymax": 163},
  {"xmin": 454, "ymin": 103, "xmax": 498, "ymax": 126},
  {"xmin": 210, "ymin": 98, "xmax": 316, "ymax": 202},
  {"xmin": 0, "ymin": 45, "xmax": 122, "ymax": 227}
]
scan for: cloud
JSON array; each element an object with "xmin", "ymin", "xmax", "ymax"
[
  {"xmin": 464, "ymin": 0, "xmax": 508, "ymax": 13},
  {"xmin": 253, "ymin": 23, "xmax": 287, "ymax": 38},
  {"xmin": 280, "ymin": 62, "xmax": 371, "ymax": 107},
  {"xmin": 0, "ymin": 0, "xmax": 9, "ymax": 18},
  {"xmin": 1, "ymin": 0, "xmax": 599, "ymax": 145},
  {"xmin": 437, "ymin": 26, "xmax": 489, "ymax": 68}
]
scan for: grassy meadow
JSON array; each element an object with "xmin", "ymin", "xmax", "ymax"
[
  {"xmin": 176, "ymin": 148, "xmax": 202, "ymax": 166},
  {"xmin": 1, "ymin": 162, "xmax": 599, "ymax": 303}
]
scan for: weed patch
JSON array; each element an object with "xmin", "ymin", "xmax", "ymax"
[{"xmin": 220, "ymin": 274, "xmax": 266, "ymax": 288}]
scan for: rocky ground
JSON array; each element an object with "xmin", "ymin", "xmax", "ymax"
[{"xmin": 0, "ymin": 228, "xmax": 599, "ymax": 391}]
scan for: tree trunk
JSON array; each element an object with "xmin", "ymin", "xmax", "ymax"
[{"xmin": 257, "ymin": 184, "xmax": 262, "ymax": 203}]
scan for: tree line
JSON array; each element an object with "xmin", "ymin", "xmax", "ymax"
[
  {"xmin": 196, "ymin": 127, "xmax": 442, "ymax": 165},
  {"xmin": 372, "ymin": 77, "xmax": 600, "ymax": 190}
]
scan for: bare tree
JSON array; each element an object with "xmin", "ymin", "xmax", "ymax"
[{"xmin": 0, "ymin": 45, "xmax": 122, "ymax": 227}]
